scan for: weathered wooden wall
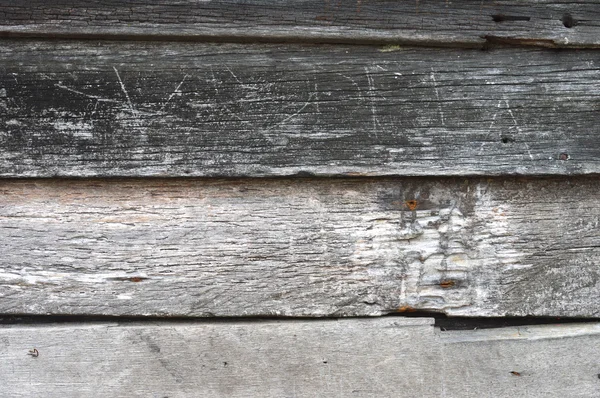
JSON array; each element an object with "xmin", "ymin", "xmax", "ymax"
[{"xmin": 1, "ymin": 1, "xmax": 599, "ymax": 396}]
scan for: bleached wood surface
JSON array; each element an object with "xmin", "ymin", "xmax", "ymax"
[
  {"xmin": 2, "ymin": 177, "xmax": 599, "ymax": 317},
  {"xmin": 2, "ymin": 41, "xmax": 599, "ymax": 177},
  {"xmin": 1, "ymin": 0, "xmax": 599, "ymax": 48},
  {"xmin": 1, "ymin": 318, "xmax": 599, "ymax": 397}
]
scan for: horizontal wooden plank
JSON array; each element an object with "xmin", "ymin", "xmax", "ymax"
[
  {"xmin": 2, "ymin": 318, "xmax": 599, "ymax": 397},
  {"xmin": 2, "ymin": 40, "xmax": 600, "ymax": 177},
  {"xmin": 1, "ymin": 177, "xmax": 599, "ymax": 317},
  {"xmin": 1, "ymin": 1, "xmax": 599, "ymax": 48}
]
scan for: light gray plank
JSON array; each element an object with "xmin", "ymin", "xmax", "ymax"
[
  {"xmin": 1, "ymin": 177, "xmax": 599, "ymax": 317},
  {"xmin": 439, "ymin": 322, "xmax": 600, "ymax": 398},
  {"xmin": 1, "ymin": 40, "xmax": 600, "ymax": 177},
  {"xmin": 1, "ymin": 318, "xmax": 599, "ymax": 397},
  {"xmin": 1, "ymin": 1, "xmax": 599, "ymax": 48}
]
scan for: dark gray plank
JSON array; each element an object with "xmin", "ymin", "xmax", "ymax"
[
  {"xmin": 1, "ymin": 0, "xmax": 599, "ymax": 48},
  {"xmin": 1, "ymin": 318, "xmax": 599, "ymax": 397},
  {"xmin": 1, "ymin": 177, "xmax": 599, "ymax": 317},
  {"xmin": 1, "ymin": 40, "xmax": 599, "ymax": 177}
]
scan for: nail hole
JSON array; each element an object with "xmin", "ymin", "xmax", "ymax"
[
  {"xmin": 405, "ymin": 200, "xmax": 418, "ymax": 211},
  {"xmin": 562, "ymin": 13, "xmax": 576, "ymax": 28},
  {"xmin": 559, "ymin": 153, "xmax": 570, "ymax": 161},
  {"xmin": 501, "ymin": 136, "xmax": 515, "ymax": 144}
]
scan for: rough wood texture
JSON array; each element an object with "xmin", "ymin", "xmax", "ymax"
[
  {"xmin": 2, "ymin": 40, "xmax": 599, "ymax": 178},
  {"xmin": 1, "ymin": 318, "xmax": 599, "ymax": 397},
  {"xmin": 1, "ymin": 1, "xmax": 599, "ymax": 48},
  {"xmin": 2, "ymin": 177, "xmax": 599, "ymax": 317}
]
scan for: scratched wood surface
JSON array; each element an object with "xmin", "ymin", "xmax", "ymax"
[
  {"xmin": 2, "ymin": 40, "xmax": 600, "ymax": 178},
  {"xmin": 1, "ymin": 318, "xmax": 599, "ymax": 397},
  {"xmin": 1, "ymin": 1, "xmax": 599, "ymax": 48},
  {"xmin": 2, "ymin": 177, "xmax": 599, "ymax": 317}
]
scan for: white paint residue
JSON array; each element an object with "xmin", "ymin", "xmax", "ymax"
[
  {"xmin": 160, "ymin": 74, "xmax": 189, "ymax": 112},
  {"xmin": 273, "ymin": 94, "xmax": 315, "ymax": 127},
  {"xmin": 503, "ymin": 98, "xmax": 534, "ymax": 160},
  {"xmin": 113, "ymin": 66, "xmax": 136, "ymax": 115},
  {"xmin": 430, "ymin": 68, "xmax": 445, "ymax": 126},
  {"xmin": 487, "ymin": 99, "xmax": 534, "ymax": 160},
  {"xmin": 475, "ymin": 181, "xmax": 526, "ymax": 270},
  {"xmin": 0, "ymin": 271, "xmax": 150, "ymax": 285},
  {"xmin": 53, "ymin": 120, "xmax": 94, "ymax": 139},
  {"xmin": 364, "ymin": 66, "xmax": 380, "ymax": 138},
  {"xmin": 224, "ymin": 65, "xmax": 242, "ymax": 84},
  {"xmin": 55, "ymin": 83, "xmax": 120, "ymax": 104},
  {"xmin": 351, "ymin": 203, "xmax": 474, "ymax": 312}
]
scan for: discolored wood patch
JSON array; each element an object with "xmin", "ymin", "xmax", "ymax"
[{"xmin": 0, "ymin": 177, "xmax": 598, "ymax": 317}]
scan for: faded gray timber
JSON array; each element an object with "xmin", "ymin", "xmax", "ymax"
[
  {"xmin": 1, "ymin": 177, "xmax": 599, "ymax": 317},
  {"xmin": 1, "ymin": 318, "xmax": 599, "ymax": 397},
  {"xmin": 0, "ymin": 1, "xmax": 598, "ymax": 48},
  {"xmin": 1, "ymin": 41, "xmax": 599, "ymax": 178}
]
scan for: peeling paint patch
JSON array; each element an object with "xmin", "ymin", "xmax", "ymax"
[{"xmin": 52, "ymin": 120, "xmax": 95, "ymax": 139}]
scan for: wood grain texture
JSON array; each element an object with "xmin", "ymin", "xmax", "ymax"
[
  {"xmin": 1, "ymin": 318, "xmax": 599, "ymax": 397},
  {"xmin": 1, "ymin": 177, "xmax": 599, "ymax": 317},
  {"xmin": 1, "ymin": 1, "xmax": 599, "ymax": 48},
  {"xmin": 2, "ymin": 40, "xmax": 600, "ymax": 178}
]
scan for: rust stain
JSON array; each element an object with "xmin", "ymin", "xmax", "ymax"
[
  {"xmin": 405, "ymin": 200, "xmax": 418, "ymax": 211},
  {"xmin": 510, "ymin": 371, "xmax": 522, "ymax": 377},
  {"xmin": 397, "ymin": 306, "xmax": 417, "ymax": 313},
  {"xmin": 439, "ymin": 280, "xmax": 456, "ymax": 289}
]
